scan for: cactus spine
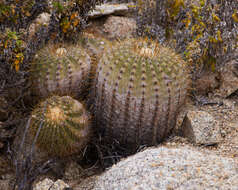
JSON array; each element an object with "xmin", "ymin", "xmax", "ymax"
[
  {"xmin": 29, "ymin": 96, "xmax": 91, "ymax": 157},
  {"xmin": 30, "ymin": 43, "xmax": 91, "ymax": 100},
  {"xmin": 92, "ymin": 38, "xmax": 190, "ymax": 150}
]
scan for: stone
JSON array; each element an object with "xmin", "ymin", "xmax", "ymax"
[
  {"xmin": 34, "ymin": 178, "xmax": 54, "ymax": 190},
  {"xmin": 90, "ymin": 146, "xmax": 238, "ymax": 190},
  {"xmin": 180, "ymin": 110, "xmax": 221, "ymax": 145},
  {"xmin": 102, "ymin": 16, "xmax": 136, "ymax": 40},
  {"xmin": 194, "ymin": 70, "xmax": 220, "ymax": 95},
  {"xmin": 0, "ymin": 180, "xmax": 11, "ymax": 190},
  {"xmin": 29, "ymin": 13, "xmax": 50, "ymax": 38},
  {"xmin": 51, "ymin": 180, "xmax": 70, "ymax": 190},
  {"xmin": 34, "ymin": 178, "xmax": 69, "ymax": 190},
  {"xmin": 217, "ymin": 59, "xmax": 238, "ymax": 97},
  {"xmin": 88, "ymin": 4, "xmax": 129, "ymax": 18},
  {"xmin": 64, "ymin": 161, "xmax": 83, "ymax": 181}
]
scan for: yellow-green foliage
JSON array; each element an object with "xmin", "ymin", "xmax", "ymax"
[
  {"xmin": 0, "ymin": 0, "xmax": 35, "ymax": 25},
  {"xmin": 136, "ymin": 0, "xmax": 238, "ymax": 70},
  {"xmin": 0, "ymin": 29, "xmax": 25, "ymax": 71},
  {"xmin": 51, "ymin": 0, "xmax": 102, "ymax": 40},
  {"xmin": 52, "ymin": 1, "xmax": 83, "ymax": 35}
]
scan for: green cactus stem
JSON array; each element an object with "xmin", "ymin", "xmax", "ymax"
[
  {"xmin": 30, "ymin": 43, "xmax": 91, "ymax": 100},
  {"xmin": 29, "ymin": 95, "xmax": 91, "ymax": 157},
  {"xmin": 92, "ymin": 38, "xmax": 190, "ymax": 150}
]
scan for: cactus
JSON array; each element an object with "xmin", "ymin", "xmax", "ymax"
[
  {"xmin": 30, "ymin": 42, "xmax": 91, "ymax": 100},
  {"xmin": 29, "ymin": 95, "xmax": 91, "ymax": 157},
  {"xmin": 92, "ymin": 38, "xmax": 190, "ymax": 150}
]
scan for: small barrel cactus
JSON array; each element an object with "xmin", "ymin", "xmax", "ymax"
[
  {"xmin": 30, "ymin": 43, "xmax": 91, "ymax": 100},
  {"xmin": 92, "ymin": 38, "xmax": 190, "ymax": 150},
  {"xmin": 29, "ymin": 95, "xmax": 91, "ymax": 157}
]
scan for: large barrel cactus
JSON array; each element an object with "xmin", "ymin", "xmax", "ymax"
[
  {"xmin": 30, "ymin": 43, "xmax": 91, "ymax": 100},
  {"xmin": 92, "ymin": 38, "xmax": 190, "ymax": 150},
  {"xmin": 29, "ymin": 95, "xmax": 91, "ymax": 157}
]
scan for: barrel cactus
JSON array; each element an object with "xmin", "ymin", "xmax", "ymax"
[
  {"xmin": 30, "ymin": 43, "xmax": 91, "ymax": 100},
  {"xmin": 29, "ymin": 95, "xmax": 91, "ymax": 157},
  {"xmin": 92, "ymin": 38, "xmax": 190, "ymax": 150}
]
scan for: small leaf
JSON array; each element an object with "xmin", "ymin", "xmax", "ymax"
[
  {"xmin": 212, "ymin": 13, "xmax": 220, "ymax": 22},
  {"xmin": 216, "ymin": 30, "xmax": 222, "ymax": 42},
  {"xmin": 14, "ymin": 59, "xmax": 20, "ymax": 71},
  {"xmin": 232, "ymin": 10, "xmax": 238, "ymax": 22},
  {"xmin": 25, "ymin": 11, "xmax": 31, "ymax": 17}
]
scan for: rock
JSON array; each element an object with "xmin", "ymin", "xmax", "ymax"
[
  {"xmin": 29, "ymin": 13, "xmax": 50, "ymax": 38},
  {"xmin": 217, "ymin": 59, "xmax": 238, "ymax": 98},
  {"xmin": 90, "ymin": 146, "xmax": 238, "ymax": 190},
  {"xmin": 51, "ymin": 180, "xmax": 70, "ymax": 190},
  {"xmin": 102, "ymin": 16, "xmax": 136, "ymax": 40},
  {"xmin": 34, "ymin": 178, "xmax": 54, "ymax": 190},
  {"xmin": 64, "ymin": 161, "xmax": 83, "ymax": 181},
  {"xmin": 88, "ymin": 4, "xmax": 129, "ymax": 18},
  {"xmin": 84, "ymin": 15, "xmax": 136, "ymax": 41},
  {"xmin": 73, "ymin": 175, "xmax": 98, "ymax": 190},
  {"xmin": 34, "ymin": 178, "xmax": 69, "ymax": 190},
  {"xmin": 194, "ymin": 70, "xmax": 220, "ymax": 95},
  {"xmin": 0, "ymin": 180, "xmax": 11, "ymax": 190},
  {"xmin": 174, "ymin": 99, "xmax": 193, "ymax": 133},
  {"xmin": 223, "ymin": 99, "xmax": 237, "ymax": 109},
  {"xmin": 180, "ymin": 110, "xmax": 221, "ymax": 145}
]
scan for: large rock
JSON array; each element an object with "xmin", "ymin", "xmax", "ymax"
[
  {"xmin": 0, "ymin": 180, "xmax": 11, "ymax": 190},
  {"xmin": 102, "ymin": 16, "xmax": 136, "ymax": 40},
  {"xmin": 194, "ymin": 70, "xmax": 220, "ymax": 95},
  {"xmin": 88, "ymin": 4, "xmax": 129, "ymax": 18},
  {"xmin": 90, "ymin": 146, "xmax": 238, "ymax": 190},
  {"xmin": 217, "ymin": 59, "xmax": 238, "ymax": 97},
  {"xmin": 34, "ymin": 178, "xmax": 69, "ymax": 190},
  {"xmin": 180, "ymin": 110, "xmax": 221, "ymax": 145},
  {"xmin": 64, "ymin": 161, "xmax": 83, "ymax": 181},
  {"xmin": 84, "ymin": 15, "xmax": 136, "ymax": 41}
]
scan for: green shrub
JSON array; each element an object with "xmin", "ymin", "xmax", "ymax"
[{"xmin": 136, "ymin": 0, "xmax": 238, "ymax": 71}]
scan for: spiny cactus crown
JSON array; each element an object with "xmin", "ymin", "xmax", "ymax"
[
  {"xmin": 30, "ymin": 42, "xmax": 91, "ymax": 100},
  {"xmin": 98, "ymin": 38, "xmax": 189, "ymax": 96},
  {"xmin": 30, "ymin": 95, "xmax": 91, "ymax": 157},
  {"xmin": 93, "ymin": 38, "xmax": 190, "ymax": 150}
]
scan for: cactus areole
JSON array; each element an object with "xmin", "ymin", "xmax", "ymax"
[
  {"xmin": 92, "ymin": 38, "xmax": 190, "ymax": 150},
  {"xmin": 30, "ymin": 43, "xmax": 91, "ymax": 99},
  {"xmin": 29, "ymin": 96, "xmax": 91, "ymax": 157}
]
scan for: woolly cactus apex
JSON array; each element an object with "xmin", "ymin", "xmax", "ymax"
[
  {"xmin": 29, "ymin": 96, "xmax": 91, "ymax": 157},
  {"xmin": 30, "ymin": 43, "xmax": 91, "ymax": 100},
  {"xmin": 92, "ymin": 38, "xmax": 190, "ymax": 150}
]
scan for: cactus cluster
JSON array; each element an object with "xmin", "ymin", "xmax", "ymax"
[
  {"xmin": 91, "ymin": 38, "xmax": 190, "ymax": 150},
  {"xmin": 30, "ymin": 42, "xmax": 91, "ymax": 100},
  {"xmin": 29, "ymin": 95, "xmax": 91, "ymax": 157}
]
